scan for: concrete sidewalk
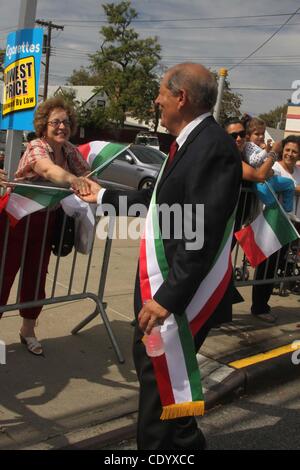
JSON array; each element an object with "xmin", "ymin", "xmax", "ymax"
[{"xmin": 0, "ymin": 237, "xmax": 300, "ymax": 450}]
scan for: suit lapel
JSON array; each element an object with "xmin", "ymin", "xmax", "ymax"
[{"xmin": 157, "ymin": 115, "xmax": 215, "ymax": 192}]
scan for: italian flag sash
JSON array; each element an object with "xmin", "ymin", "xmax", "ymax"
[{"xmin": 139, "ymin": 161, "xmax": 236, "ymax": 420}]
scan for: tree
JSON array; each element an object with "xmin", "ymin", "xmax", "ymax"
[
  {"xmin": 259, "ymin": 104, "xmax": 288, "ymax": 130},
  {"xmin": 68, "ymin": 1, "xmax": 161, "ymax": 128},
  {"xmin": 54, "ymin": 87, "xmax": 108, "ymax": 129},
  {"xmin": 212, "ymin": 72, "xmax": 242, "ymax": 126},
  {"xmin": 67, "ymin": 67, "xmax": 99, "ymax": 86}
]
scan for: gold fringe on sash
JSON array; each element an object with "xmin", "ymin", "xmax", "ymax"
[{"xmin": 160, "ymin": 401, "xmax": 205, "ymax": 420}]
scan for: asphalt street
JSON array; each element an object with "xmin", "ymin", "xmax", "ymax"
[{"xmin": 101, "ymin": 374, "xmax": 300, "ymax": 451}]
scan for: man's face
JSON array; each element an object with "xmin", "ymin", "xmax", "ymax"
[
  {"xmin": 226, "ymin": 123, "xmax": 246, "ymax": 153},
  {"xmin": 155, "ymin": 73, "xmax": 181, "ymax": 135}
]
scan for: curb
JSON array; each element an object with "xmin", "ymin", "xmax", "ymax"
[
  {"xmin": 243, "ymin": 350, "xmax": 300, "ymax": 393},
  {"xmin": 89, "ymin": 350, "xmax": 300, "ymax": 450},
  {"xmin": 21, "ymin": 349, "xmax": 300, "ymax": 450}
]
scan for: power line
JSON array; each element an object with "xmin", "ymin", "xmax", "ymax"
[
  {"xmin": 47, "ymin": 12, "xmax": 300, "ymax": 23},
  {"xmin": 51, "ymin": 46, "xmax": 300, "ymax": 59},
  {"xmin": 228, "ymin": 7, "xmax": 300, "ymax": 71},
  {"xmin": 59, "ymin": 21, "xmax": 300, "ymax": 30},
  {"xmin": 231, "ymin": 87, "xmax": 291, "ymax": 91}
]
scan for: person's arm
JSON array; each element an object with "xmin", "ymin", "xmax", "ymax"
[
  {"xmin": 242, "ymin": 140, "xmax": 282, "ymax": 182},
  {"xmin": 32, "ymin": 159, "xmax": 91, "ymax": 195},
  {"xmin": 242, "ymin": 158, "xmax": 273, "ymax": 182},
  {"xmin": 295, "ymin": 185, "xmax": 300, "ymax": 194},
  {"xmin": 75, "ymin": 177, "xmax": 153, "ymax": 214}
]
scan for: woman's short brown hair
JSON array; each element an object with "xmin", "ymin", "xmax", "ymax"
[{"xmin": 34, "ymin": 96, "xmax": 78, "ymax": 138}]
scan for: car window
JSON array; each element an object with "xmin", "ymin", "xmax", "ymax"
[
  {"xmin": 116, "ymin": 151, "xmax": 131, "ymax": 162},
  {"xmin": 131, "ymin": 146, "xmax": 165, "ymax": 164}
]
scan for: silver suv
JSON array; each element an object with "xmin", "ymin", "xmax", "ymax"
[{"xmin": 135, "ymin": 132, "xmax": 160, "ymax": 151}]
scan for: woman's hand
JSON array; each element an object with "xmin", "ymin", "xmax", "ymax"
[
  {"xmin": 70, "ymin": 176, "xmax": 92, "ymax": 196},
  {"xmin": 71, "ymin": 178, "xmax": 102, "ymax": 203}
]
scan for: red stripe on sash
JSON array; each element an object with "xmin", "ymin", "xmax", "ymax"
[
  {"xmin": 190, "ymin": 259, "xmax": 232, "ymax": 336},
  {"xmin": 139, "ymin": 234, "xmax": 152, "ymax": 302},
  {"xmin": 152, "ymin": 354, "xmax": 175, "ymax": 406}
]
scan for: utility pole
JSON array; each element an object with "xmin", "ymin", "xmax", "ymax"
[
  {"xmin": 35, "ymin": 20, "xmax": 64, "ymax": 100},
  {"xmin": 214, "ymin": 68, "xmax": 228, "ymax": 123}
]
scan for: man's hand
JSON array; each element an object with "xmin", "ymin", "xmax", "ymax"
[
  {"xmin": 138, "ymin": 299, "xmax": 170, "ymax": 334},
  {"xmin": 71, "ymin": 176, "xmax": 92, "ymax": 196},
  {"xmin": 71, "ymin": 178, "xmax": 102, "ymax": 203}
]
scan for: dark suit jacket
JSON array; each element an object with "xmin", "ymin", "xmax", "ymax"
[{"xmin": 103, "ymin": 116, "xmax": 242, "ymax": 326}]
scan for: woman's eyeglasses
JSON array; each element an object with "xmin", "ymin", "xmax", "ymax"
[
  {"xmin": 48, "ymin": 119, "xmax": 71, "ymax": 128},
  {"xmin": 229, "ymin": 130, "xmax": 246, "ymax": 140}
]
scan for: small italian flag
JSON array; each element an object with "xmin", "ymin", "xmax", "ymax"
[
  {"xmin": 235, "ymin": 204, "xmax": 299, "ymax": 267},
  {"xmin": 3, "ymin": 185, "xmax": 71, "ymax": 227},
  {"xmin": 78, "ymin": 141, "xmax": 129, "ymax": 176}
]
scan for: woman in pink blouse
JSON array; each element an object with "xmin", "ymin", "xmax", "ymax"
[{"xmin": 0, "ymin": 97, "xmax": 91, "ymax": 355}]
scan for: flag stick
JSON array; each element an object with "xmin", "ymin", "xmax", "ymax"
[
  {"xmin": 85, "ymin": 144, "xmax": 130, "ymax": 178},
  {"xmin": 3, "ymin": 181, "xmax": 72, "ymax": 192}
]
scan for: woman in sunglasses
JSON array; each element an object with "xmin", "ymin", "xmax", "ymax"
[
  {"xmin": 0, "ymin": 97, "xmax": 91, "ymax": 355},
  {"xmin": 225, "ymin": 118, "xmax": 282, "ymax": 233},
  {"xmin": 225, "ymin": 117, "xmax": 282, "ymax": 183}
]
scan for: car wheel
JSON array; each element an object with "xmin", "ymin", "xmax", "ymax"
[{"xmin": 139, "ymin": 177, "xmax": 154, "ymax": 190}]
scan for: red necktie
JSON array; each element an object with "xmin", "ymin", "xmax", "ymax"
[{"xmin": 167, "ymin": 140, "xmax": 178, "ymax": 167}]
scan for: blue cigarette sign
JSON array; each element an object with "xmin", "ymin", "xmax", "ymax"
[{"xmin": 0, "ymin": 28, "xmax": 43, "ymax": 131}]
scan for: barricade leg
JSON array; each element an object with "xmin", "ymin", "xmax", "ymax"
[
  {"xmin": 71, "ymin": 216, "xmax": 124, "ymax": 363},
  {"xmin": 71, "ymin": 304, "xmax": 106, "ymax": 334}
]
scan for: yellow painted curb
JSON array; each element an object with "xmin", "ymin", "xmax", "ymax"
[{"xmin": 229, "ymin": 342, "xmax": 300, "ymax": 369}]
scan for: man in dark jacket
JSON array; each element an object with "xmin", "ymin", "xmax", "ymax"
[{"xmin": 77, "ymin": 63, "xmax": 242, "ymax": 450}]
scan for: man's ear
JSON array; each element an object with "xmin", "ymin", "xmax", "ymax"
[{"xmin": 177, "ymin": 88, "xmax": 187, "ymax": 109}]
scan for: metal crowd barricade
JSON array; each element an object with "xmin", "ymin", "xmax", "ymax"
[
  {"xmin": 0, "ymin": 207, "xmax": 124, "ymax": 363},
  {"xmin": 232, "ymin": 188, "xmax": 300, "ymax": 292},
  {"xmin": 0, "ymin": 188, "xmax": 299, "ymax": 363}
]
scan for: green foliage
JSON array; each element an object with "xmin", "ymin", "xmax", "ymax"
[
  {"xmin": 67, "ymin": 67, "xmax": 99, "ymax": 86},
  {"xmin": 259, "ymin": 104, "xmax": 288, "ymax": 130},
  {"xmin": 78, "ymin": 104, "xmax": 108, "ymax": 129},
  {"xmin": 55, "ymin": 88, "xmax": 80, "ymax": 108},
  {"xmin": 68, "ymin": 1, "xmax": 161, "ymax": 128},
  {"xmin": 54, "ymin": 87, "xmax": 108, "ymax": 129}
]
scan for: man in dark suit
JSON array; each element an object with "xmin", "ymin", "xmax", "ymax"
[{"xmin": 77, "ymin": 63, "xmax": 242, "ymax": 450}]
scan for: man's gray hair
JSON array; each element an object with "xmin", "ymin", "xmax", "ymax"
[{"xmin": 167, "ymin": 64, "xmax": 218, "ymax": 112}]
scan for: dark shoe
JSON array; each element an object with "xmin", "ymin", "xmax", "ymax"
[
  {"xmin": 19, "ymin": 332, "xmax": 44, "ymax": 356},
  {"xmin": 252, "ymin": 312, "xmax": 277, "ymax": 324}
]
